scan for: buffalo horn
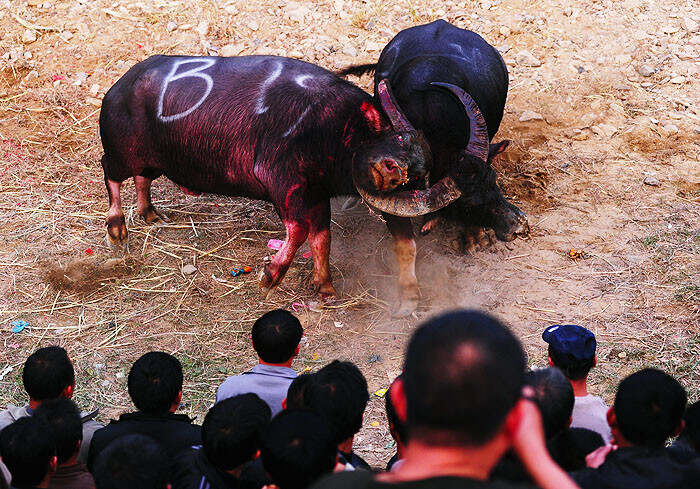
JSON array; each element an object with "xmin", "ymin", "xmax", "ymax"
[
  {"xmin": 430, "ymin": 82, "xmax": 489, "ymax": 163},
  {"xmin": 354, "ymin": 175, "xmax": 462, "ymax": 217},
  {"xmin": 377, "ymin": 79, "xmax": 415, "ymax": 133}
]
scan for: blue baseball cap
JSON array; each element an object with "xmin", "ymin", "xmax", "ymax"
[{"xmin": 542, "ymin": 324, "xmax": 596, "ymax": 361}]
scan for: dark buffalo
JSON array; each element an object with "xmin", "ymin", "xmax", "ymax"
[
  {"xmin": 99, "ymin": 54, "xmax": 453, "ymax": 309},
  {"xmin": 339, "ymin": 20, "xmax": 529, "ymax": 255}
]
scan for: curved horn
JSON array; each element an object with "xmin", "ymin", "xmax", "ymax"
[
  {"xmin": 377, "ymin": 79, "xmax": 414, "ymax": 133},
  {"xmin": 431, "ymin": 82, "xmax": 489, "ymax": 163},
  {"xmin": 354, "ymin": 175, "xmax": 462, "ymax": 217}
]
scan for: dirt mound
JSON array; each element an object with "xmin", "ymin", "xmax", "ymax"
[{"xmin": 46, "ymin": 257, "xmax": 137, "ymax": 294}]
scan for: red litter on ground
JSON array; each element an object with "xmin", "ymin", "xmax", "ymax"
[
  {"xmin": 85, "ymin": 248, "xmax": 94, "ymax": 255},
  {"xmin": 52, "ymin": 75, "xmax": 66, "ymax": 82}
]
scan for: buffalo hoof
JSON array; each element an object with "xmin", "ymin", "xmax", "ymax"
[
  {"xmin": 139, "ymin": 205, "xmax": 166, "ymax": 224},
  {"xmin": 392, "ymin": 285, "xmax": 420, "ymax": 318},
  {"xmin": 106, "ymin": 214, "xmax": 128, "ymax": 249},
  {"xmin": 314, "ymin": 282, "xmax": 337, "ymax": 301},
  {"xmin": 458, "ymin": 227, "xmax": 493, "ymax": 254},
  {"xmin": 258, "ymin": 265, "xmax": 283, "ymax": 299}
]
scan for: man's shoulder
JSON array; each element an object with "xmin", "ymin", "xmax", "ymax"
[
  {"xmin": 308, "ymin": 470, "xmax": 374, "ymax": 489},
  {"xmin": 575, "ymin": 395, "xmax": 607, "ymax": 408},
  {"xmin": 310, "ymin": 473, "xmax": 536, "ymax": 489},
  {"xmin": 0, "ymin": 404, "xmax": 28, "ymax": 428}
]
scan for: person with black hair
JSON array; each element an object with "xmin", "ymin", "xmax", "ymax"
[
  {"xmin": 384, "ymin": 375, "xmax": 408, "ymax": 472},
  {"xmin": 284, "ymin": 373, "xmax": 313, "ymax": 410},
  {"xmin": 542, "ymin": 324, "xmax": 612, "ymax": 443},
  {"xmin": 0, "ymin": 417, "xmax": 57, "ymax": 489},
  {"xmin": 261, "ymin": 410, "xmax": 338, "ymax": 489},
  {"xmin": 87, "ymin": 352, "xmax": 201, "ymax": 470},
  {"xmin": 34, "ymin": 399, "xmax": 95, "ymax": 489},
  {"xmin": 217, "ymin": 310, "xmax": 302, "ymax": 416},
  {"xmin": 303, "ymin": 360, "xmax": 371, "ymax": 470},
  {"xmin": 494, "ymin": 368, "xmax": 603, "ymax": 482},
  {"xmin": 573, "ymin": 368, "xmax": 700, "ymax": 488},
  {"xmin": 309, "ymin": 310, "xmax": 580, "ymax": 489},
  {"xmin": 670, "ymin": 400, "xmax": 700, "ymax": 460},
  {"xmin": 0, "ymin": 346, "xmax": 102, "ymax": 468},
  {"xmin": 171, "ymin": 394, "xmax": 271, "ymax": 489},
  {"xmin": 92, "ymin": 434, "xmax": 171, "ymax": 489}
]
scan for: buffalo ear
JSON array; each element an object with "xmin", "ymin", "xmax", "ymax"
[
  {"xmin": 361, "ymin": 101, "xmax": 384, "ymax": 134},
  {"xmin": 489, "ymin": 140, "xmax": 510, "ymax": 159}
]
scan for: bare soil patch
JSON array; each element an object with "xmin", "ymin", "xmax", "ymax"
[{"xmin": 1, "ymin": 0, "xmax": 698, "ymax": 467}]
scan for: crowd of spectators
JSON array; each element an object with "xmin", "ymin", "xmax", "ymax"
[{"xmin": 0, "ymin": 308, "xmax": 698, "ymax": 489}]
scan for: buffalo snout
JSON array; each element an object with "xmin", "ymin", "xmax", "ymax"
[{"xmin": 490, "ymin": 201, "xmax": 529, "ymax": 242}]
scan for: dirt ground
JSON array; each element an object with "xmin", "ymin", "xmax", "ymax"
[{"xmin": 0, "ymin": 0, "xmax": 698, "ymax": 468}]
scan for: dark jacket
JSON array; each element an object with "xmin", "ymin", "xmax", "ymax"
[
  {"xmin": 87, "ymin": 411, "xmax": 201, "ymax": 470},
  {"xmin": 172, "ymin": 447, "xmax": 247, "ymax": 489},
  {"xmin": 572, "ymin": 446, "xmax": 700, "ymax": 489},
  {"xmin": 49, "ymin": 463, "xmax": 95, "ymax": 489}
]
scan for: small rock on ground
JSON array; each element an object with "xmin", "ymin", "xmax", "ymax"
[
  {"xmin": 515, "ymin": 49, "xmax": 542, "ymax": 67},
  {"xmin": 519, "ymin": 110, "xmax": 543, "ymax": 122},
  {"xmin": 643, "ymin": 176, "xmax": 660, "ymax": 187}
]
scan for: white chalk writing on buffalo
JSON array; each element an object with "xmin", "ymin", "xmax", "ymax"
[
  {"xmin": 157, "ymin": 58, "xmax": 216, "ymax": 122},
  {"xmin": 255, "ymin": 61, "xmax": 283, "ymax": 114}
]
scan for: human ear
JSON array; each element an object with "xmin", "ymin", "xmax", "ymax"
[{"xmin": 392, "ymin": 378, "xmax": 408, "ymax": 424}]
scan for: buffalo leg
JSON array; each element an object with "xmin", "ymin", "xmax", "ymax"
[
  {"xmin": 134, "ymin": 175, "xmax": 165, "ymax": 224},
  {"xmin": 259, "ymin": 219, "xmax": 309, "ymax": 297},
  {"xmin": 308, "ymin": 202, "xmax": 336, "ymax": 299},
  {"xmin": 384, "ymin": 215, "xmax": 419, "ymax": 317},
  {"xmin": 105, "ymin": 177, "xmax": 128, "ymax": 245}
]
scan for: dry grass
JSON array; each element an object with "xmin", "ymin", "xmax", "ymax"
[{"xmin": 1, "ymin": 0, "xmax": 698, "ymax": 467}]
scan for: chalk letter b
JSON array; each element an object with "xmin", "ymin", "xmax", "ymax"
[{"xmin": 157, "ymin": 59, "xmax": 216, "ymax": 122}]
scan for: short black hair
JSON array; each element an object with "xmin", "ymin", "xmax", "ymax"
[
  {"xmin": 548, "ymin": 345, "xmax": 595, "ymax": 381},
  {"xmin": 0, "ymin": 417, "xmax": 55, "ymax": 487},
  {"xmin": 93, "ymin": 434, "xmax": 169, "ymax": 489},
  {"xmin": 614, "ymin": 368, "xmax": 687, "ymax": 447},
  {"xmin": 127, "ymin": 352, "xmax": 183, "ymax": 414},
  {"xmin": 526, "ymin": 368, "xmax": 574, "ymax": 439},
  {"xmin": 34, "ymin": 398, "xmax": 83, "ymax": 464},
  {"xmin": 680, "ymin": 400, "xmax": 700, "ymax": 451},
  {"xmin": 286, "ymin": 373, "xmax": 314, "ymax": 410},
  {"xmin": 261, "ymin": 410, "xmax": 337, "ymax": 489},
  {"xmin": 203, "ymin": 394, "xmax": 271, "ymax": 470},
  {"xmin": 386, "ymin": 374, "xmax": 408, "ymax": 444},
  {"xmin": 252, "ymin": 309, "xmax": 303, "ymax": 364},
  {"xmin": 404, "ymin": 310, "xmax": 526, "ymax": 446},
  {"xmin": 304, "ymin": 360, "xmax": 369, "ymax": 445},
  {"xmin": 22, "ymin": 346, "xmax": 75, "ymax": 401}
]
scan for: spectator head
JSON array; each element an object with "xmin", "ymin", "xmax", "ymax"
[
  {"xmin": 34, "ymin": 398, "xmax": 83, "ymax": 465},
  {"xmin": 261, "ymin": 410, "xmax": 337, "ymax": 489},
  {"xmin": 679, "ymin": 400, "xmax": 700, "ymax": 452},
  {"xmin": 93, "ymin": 435, "xmax": 170, "ymax": 489},
  {"xmin": 542, "ymin": 325, "xmax": 596, "ymax": 381},
  {"xmin": 22, "ymin": 346, "xmax": 75, "ymax": 402},
  {"xmin": 304, "ymin": 360, "xmax": 369, "ymax": 446},
  {"xmin": 252, "ymin": 309, "xmax": 303, "ymax": 364},
  {"xmin": 386, "ymin": 374, "xmax": 408, "ymax": 446},
  {"xmin": 127, "ymin": 352, "xmax": 183, "ymax": 415},
  {"xmin": 399, "ymin": 310, "xmax": 526, "ymax": 446},
  {"xmin": 525, "ymin": 368, "xmax": 574, "ymax": 439},
  {"xmin": 610, "ymin": 368, "xmax": 687, "ymax": 448},
  {"xmin": 203, "ymin": 394, "xmax": 271, "ymax": 472},
  {"xmin": 0, "ymin": 417, "xmax": 57, "ymax": 487},
  {"xmin": 284, "ymin": 373, "xmax": 314, "ymax": 410}
]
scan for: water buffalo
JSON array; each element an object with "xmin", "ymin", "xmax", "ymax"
[
  {"xmin": 338, "ymin": 20, "xmax": 529, "ymax": 253},
  {"xmin": 99, "ymin": 55, "xmax": 457, "ymax": 311}
]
